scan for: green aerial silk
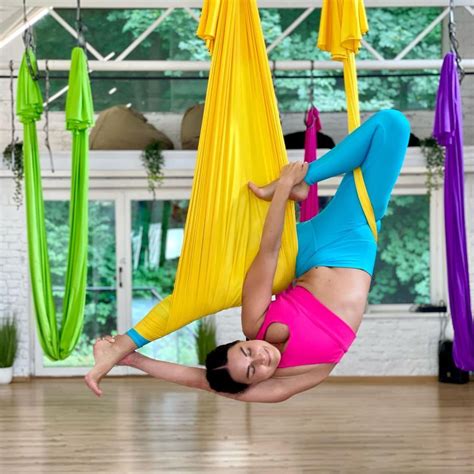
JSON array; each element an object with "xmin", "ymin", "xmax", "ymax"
[{"xmin": 17, "ymin": 47, "xmax": 94, "ymax": 360}]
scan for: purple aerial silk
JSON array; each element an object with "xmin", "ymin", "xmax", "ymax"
[
  {"xmin": 433, "ymin": 52, "xmax": 474, "ymax": 370},
  {"xmin": 300, "ymin": 106, "xmax": 322, "ymax": 222}
]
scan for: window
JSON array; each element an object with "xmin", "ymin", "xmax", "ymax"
[
  {"xmin": 33, "ymin": 7, "xmax": 442, "ymax": 113},
  {"xmin": 43, "ymin": 200, "xmax": 117, "ymax": 367},
  {"xmin": 369, "ymin": 195, "xmax": 430, "ymax": 305}
]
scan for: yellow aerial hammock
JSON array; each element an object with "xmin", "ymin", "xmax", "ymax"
[
  {"xmin": 134, "ymin": 0, "xmax": 375, "ymax": 342},
  {"xmin": 318, "ymin": 0, "xmax": 378, "ymax": 241},
  {"xmin": 134, "ymin": 0, "xmax": 297, "ymax": 341}
]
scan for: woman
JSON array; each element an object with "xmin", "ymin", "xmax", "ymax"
[{"xmin": 86, "ymin": 109, "xmax": 410, "ymax": 403}]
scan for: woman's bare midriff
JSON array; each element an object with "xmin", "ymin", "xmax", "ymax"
[{"xmin": 294, "ymin": 266, "xmax": 371, "ymax": 333}]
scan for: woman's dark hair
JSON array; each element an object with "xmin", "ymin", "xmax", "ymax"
[{"xmin": 205, "ymin": 340, "xmax": 250, "ymax": 394}]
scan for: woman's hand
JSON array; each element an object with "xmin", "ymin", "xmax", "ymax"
[{"xmin": 278, "ymin": 162, "xmax": 308, "ymax": 187}]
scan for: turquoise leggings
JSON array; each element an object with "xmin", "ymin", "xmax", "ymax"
[{"xmin": 295, "ymin": 109, "xmax": 411, "ymax": 278}]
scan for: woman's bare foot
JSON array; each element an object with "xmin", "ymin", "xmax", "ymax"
[
  {"xmin": 84, "ymin": 334, "xmax": 136, "ymax": 397},
  {"xmin": 248, "ymin": 180, "xmax": 276, "ymax": 201},
  {"xmin": 248, "ymin": 179, "xmax": 309, "ymax": 202},
  {"xmin": 92, "ymin": 336, "xmax": 137, "ymax": 367},
  {"xmin": 84, "ymin": 339, "xmax": 115, "ymax": 397}
]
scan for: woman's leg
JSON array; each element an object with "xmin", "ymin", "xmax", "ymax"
[
  {"xmin": 303, "ymin": 109, "xmax": 410, "ymax": 222},
  {"xmin": 251, "ymin": 109, "xmax": 410, "ymax": 220},
  {"xmin": 248, "ymin": 179, "xmax": 309, "ymax": 202},
  {"xmin": 294, "ymin": 110, "xmax": 410, "ymax": 277}
]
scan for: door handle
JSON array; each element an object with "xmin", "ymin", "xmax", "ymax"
[{"xmin": 118, "ymin": 266, "xmax": 123, "ymax": 288}]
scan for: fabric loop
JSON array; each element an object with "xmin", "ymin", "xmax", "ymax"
[
  {"xmin": 66, "ymin": 47, "xmax": 94, "ymax": 131},
  {"xmin": 317, "ymin": 0, "xmax": 368, "ymax": 61},
  {"xmin": 17, "ymin": 47, "xmax": 93, "ymax": 360},
  {"xmin": 16, "ymin": 49, "xmax": 43, "ymax": 124}
]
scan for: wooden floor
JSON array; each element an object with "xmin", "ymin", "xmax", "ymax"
[{"xmin": 1, "ymin": 378, "xmax": 473, "ymax": 473}]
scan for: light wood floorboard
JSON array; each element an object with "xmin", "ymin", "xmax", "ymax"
[{"xmin": 0, "ymin": 378, "xmax": 473, "ymax": 473}]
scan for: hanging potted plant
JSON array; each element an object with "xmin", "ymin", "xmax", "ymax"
[
  {"xmin": 0, "ymin": 317, "xmax": 18, "ymax": 384},
  {"xmin": 195, "ymin": 316, "xmax": 217, "ymax": 366},
  {"xmin": 2, "ymin": 142, "xmax": 24, "ymax": 208},
  {"xmin": 141, "ymin": 140, "xmax": 165, "ymax": 198},
  {"xmin": 420, "ymin": 137, "xmax": 445, "ymax": 196}
]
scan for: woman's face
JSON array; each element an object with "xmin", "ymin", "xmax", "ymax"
[{"xmin": 226, "ymin": 340, "xmax": 281, "ymax": 384}]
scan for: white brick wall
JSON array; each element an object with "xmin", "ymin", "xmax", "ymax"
[
  {"xmin": 335, "ymin": 315, "xmax": 442, "ymax": 376},
  {"xmin": 0, "ymin": 181, "xmax": 31, "ymax": 377}
]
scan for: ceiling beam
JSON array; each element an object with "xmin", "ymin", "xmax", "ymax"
[
  {"xmin": 115, "ymin": 8, "xmax": 174, "ymax": 61},
  {"xmin": 0, "ymin": 7, "xmax": 51, "ymax": 49},
  {"xmin": 3, "ymin": 58, "xmax": 473, "ymax": 72},
  {"xmin": 395, "ymin": 8, "xmax": 449, "ymax": 60},
  {"xmin": 2, "ymin": 1, "xmax": 474, "ymax": 8},
  {"xmin": 49, "ymin": 9, "xmax": 105, "ymax": 59}
]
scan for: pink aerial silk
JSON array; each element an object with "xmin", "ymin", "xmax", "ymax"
[{"xmin": 300, "ymin": 106, "xmax": 322, "ymax": 222}]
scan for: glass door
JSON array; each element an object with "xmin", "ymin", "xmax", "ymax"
[
  {"xmin": 35, "ymin": 190, "xmax": 200, "ymax": 375},
  {"xmin": 128, "ymin": 197, "xmax": 198, "ymax": 366},
  {"xmin": 34, "ymin": 190, "xmax": 127, "ymax": 376}
]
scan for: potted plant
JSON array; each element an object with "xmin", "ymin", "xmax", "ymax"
[
  {"xmin": 2, "ymin": 142, "xmax": 24, "ymax": 208},
  {"xmin": 0, "ymin": 317, "xmax": 18, "ymax": 384},
  {"xmin": 195, "ymin": 317, "xmax": 217, "ymax": 366},
  {"xmin": 141, "ymin": 140, "xmax": 165, "ymax": 198},
  {"xmin": 420, "ymin": 137, "xmax": 445, "ymax": 196}
]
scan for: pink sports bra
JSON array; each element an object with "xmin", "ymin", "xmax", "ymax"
[{"xmin": 255, "ymin": 284, "xmax": 356, "ymax": 368}]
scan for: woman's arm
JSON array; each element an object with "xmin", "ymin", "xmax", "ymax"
[
  {"xmin": 257, "ymin": 162, "xmax": 308, "ymax": 253},
  {"xmin": 241, "ymin": 163, "xmax": 308, "ymax": 338},
  {"xmin": 231, "ymin": 364, "xmax": 330, "ymax": 403},
  {"xmin": 127, "ymin": 352, "xmax": 209, "ymax": 390},
  {"xmin": 128, "ymin": 352, "xmax": 285, "ymax": 402},
  {"xmin": 128, "ymin": 352, "xmax": 328, "ymax": 403},
  {"xmin": 241, "ymin": 182, "xmax": 292, "ymax": 337}
]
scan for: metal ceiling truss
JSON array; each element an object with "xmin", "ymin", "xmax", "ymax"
[
  {"xmin": 1, "ymin": 3, "xmax": 473, "ymax": 107},
  {"xmin": 0, "ymin": 7, "xmax": 50, "ymax": 49},
  {"xmin": 2, "ymin": 3, "xmax": 473, "ymax": 63},
  {"xmin": 48, "ymin": 9, "xmax": 104, "ymax": 59}
]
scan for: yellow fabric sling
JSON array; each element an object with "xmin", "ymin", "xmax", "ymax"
[
  {"xmin": 318, "ymin": 0, "xmax": 378, "ymax": 242},
  {"xmin": 134, "ymin": 0, "xmax": 297, "ymax": 341}
]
